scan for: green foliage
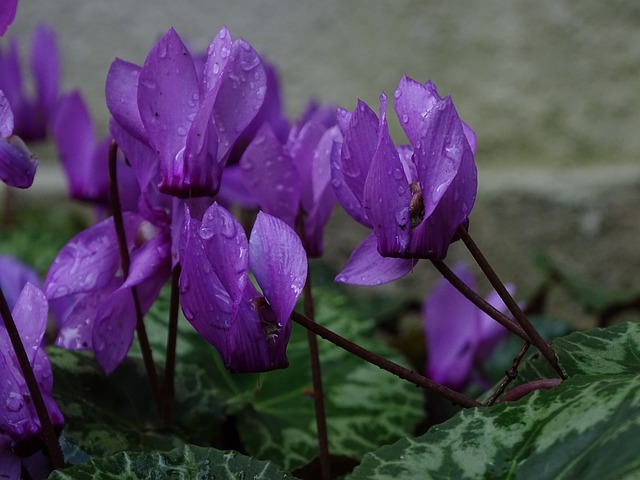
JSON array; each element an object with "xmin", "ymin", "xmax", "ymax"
[
  {"xmin": 49, "ymin": 348, "xmax": 226, "ymax": 464},
  {"xmin": 0, "ymin": 203, "xmax": 87, "ymax": 275},
  {"xmin": 347, "ymin": 322, "xmax": 640, "ymax": 479},
  {"xmin": 48, "ymin": 444, "xmax": 294, "ymax": 479}
]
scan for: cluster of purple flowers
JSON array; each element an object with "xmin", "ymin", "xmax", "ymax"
[{"xmin": 0, "ymin": 7, "xmax": 495, "ymax": 474}]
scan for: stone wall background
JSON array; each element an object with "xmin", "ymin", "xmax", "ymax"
[{"xmin": 7, "ymin": 0, "xmax": 640, "ymax": 323}]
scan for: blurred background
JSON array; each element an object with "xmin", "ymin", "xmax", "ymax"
[{"xmin": 7, "ymin": 0, "xmax": 640, "ymax": 326}]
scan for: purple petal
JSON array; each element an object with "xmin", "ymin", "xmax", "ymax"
[
  {"xmin": 216, "ymin": 164, "xmax": 259, "ymax": 209},
  {"xmin": 423, "ymin": 264, "xmax": 480, "ymax": 389},
  {"xmin": 330, "ymin": 136, "xmax": 371, "ymax": 228},
  {"xmin": 287, "ymin": 120, "xmax": 326, "ymax": 215},
  {"xmin": 303, "ymin": 126, "xmax": 341, "ymax": 256},
  {"xmin": 105, "ymin": 58, "xmax": 147, "ymax": 144},
  {"xmin": 340, "ymin": 99, "xmax": 379, "ymax": 208},
  {"xmin": 0, "ymin": 39, "xmax": 23, "ymax": 109},
  {"xmin": 414, "ymin": 95, "xmax": 476, "ymax": 221},
  {"xmin": 409, "ymin": 106, "xmax": 477, "ymax": 259},
  {"xmin": 138, "ymin": 29, "xmax": 199, "ymax": 188},
  {"xmin": 11, "ymin": 283, "xmax": 48, "ymax": 365},
  {"xmin": 121, "ymin": 229, "xmax": 171, "ymax": 289},
  {"xmin": 53, "ymin": 284, "xmax": 117, "ymax": 350},
  {"xmin": 0, "ymin": 435, "xmax": 20, "ymax": 480},
  {"xmin": 240, "ymin": 123, "xmax": 299, "ymax": 226},
  {"xmin": 53, "ymin": 91, "xmax": 108, "ymax": 201},
  {"xmin": 0, "ymin": 255, "xmax": 40, "ymax": 311},
  {"xmin": 44, "ymin": 213, "xmax": 144, "ymax": 299},
  {"xmin": 334, "ymin": 233, "xmax": 416, "ymax": 286},
  {"xmin": 0, "ymin": 135, "xmax": 37, "ymax": 188},
  {"xmin": 30, "ymin": 24, "xmax": 59, "ymax": 123},
  {"xmin": 93, "ymin": 273, "xmax": 166, "ymax": 374},
  {"xmin": 179, "ymin": 204, "xmax": 249, "ymax": 359},
  {"xmin": 363, "ymin": 93, "xmax": 411, "ymax": 257},
  {"xmin": 249, "ymin": 211, "xmax": 307, "ymax": 325},
  {"xmin": 0, "ymin": 89, "xmax": 14, "ymax": 137},
  {"xmin": 225, "ymin": 285, "xmax": 291, "ymax": 372},
  {"xmin": 393, "ymin": 76, "xmax": 441, "ymax": 148},
  {"xmin": 210, "ymin": 37, "xmax": 267, "ymax": 162},
  {"xmin": 0, "ymin": 0, "xmax": 18, "ymax": 36}
]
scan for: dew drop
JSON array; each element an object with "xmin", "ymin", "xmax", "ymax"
[
  {"xmin": 177, "ymin": 126, "xmax": 187, "ymax": 136},
  {"xmin": 200, "ymin": 227, "xmax": 215, "ymax": 239},
  {"xmin": 401, "ymin": 113, "xmax": 409, "ymax": 124},
  {"xmin": 212, "ymin": 62, "xmax": 220, "ymax": 75},
  {"xmin": 394, "ymin": 89, "xmax": 402, "ymax": 99}
]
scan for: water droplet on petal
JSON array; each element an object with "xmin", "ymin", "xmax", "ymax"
[
  {"xmin": 200, "ymin": 227, "xmax": 215, "ymax": 239},
  {"xmin": 401, "ymin": 113, "xmax": 409, "ymax": 124},
  {"xmin": 394, "ymin": 89, "xmax": 402, "ymax": 99}
]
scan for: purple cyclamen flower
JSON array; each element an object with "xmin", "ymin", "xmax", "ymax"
[
  {"xmin": 180, "ymin": 203, "xmax": 307, "ymax": 372},
  {"xmin": 239, "ymin": 103, "xmax": 341, "ymax": 256},
  {"xmin": 53, "ymin": 90, "xmax": 140, "ymax": 210},
  {"xmin": 106, "ymin": 26, "xmax": 267, "ymax": 199},
  {"xmin": 0, "ymin": 283, "xmax": 64, "ymax": 448},
  {"xmin": 44, "ymin": 213, "xmax": 171, "ymax": 374},
  {"xmin": 333, "ymin": 76, "xmax": 477, "ymax": 285},
  {"xmin": 0, "ymin": 24, "xmax": 59, "ymax": 140},
  {"xmin": 0, "ymin": 89, "xmax": 36, "ymax": 188},
  {"xmin": 0, "ymin": 255, "xmax": 40, "ymax": 310},
  {"xmin": 0, "ymin": 0, "xmax": 18, "ymax": 36},
  {"xmin": 423, "ymin": 264, "xmax": 512, "ymax": 390}
]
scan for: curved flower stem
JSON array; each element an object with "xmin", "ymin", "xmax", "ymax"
[
  {"xmin": 0, "ymin": 288, "xmax": 64, "ymax": 469},
  {"xmin": 430, "ymin": 259, "xmax": 530, "ymax": 342},
  {"xmin": 485, "ymin": 342, "xmax": 530, "ymax": 406},
  {"xmin": 161, "ymin": 263, "xmax": 181, "ymax": 427},
  {"xmin": 500, "ymin": 378, "xmax": 563, "ymax": 403},
  {"xmin": 456, "ymin": 226, "xmax": 565, "ymax": 379},
  {"xmin": 108, "ymin": 141, "xmax": 162, "ymax": 413},
  {"xmin": 290, "ymin": 311, "xmax": 481, "ymax": 408}
]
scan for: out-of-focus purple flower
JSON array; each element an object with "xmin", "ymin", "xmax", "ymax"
[
  {"xmin": 239, "ymin": 103, "xmax": 341, "ymax": 256},
  {"xmin": 0, "ymin": 24, "xmax": 59, "ymax": 140},
  {"xmin": 423, "ymin": 264, "xmax": 512, "ymax": 390},
  {"xmin": 106, "ymin": 26, "xmax": 267, "ymax": 199},
  {"xmin": 53, "ymin": 90, "xmax": 140, "ymax": 209},
  {"xmin": 0, "ymin": 256, "xmax": 40, "ymax": 310},
  {"xmin": 0, "ymin": 283, "xmax": 64, "ymax": 448},
  {"xmin": 0, "ymin": 89, "xmax": 36, "ymax": 188},
  {"xmin": 0, "ymin": 0, "xmax": 18, "ymax": 37},
  {"xmin": 333, "ymin": 76, "xmax": 477, "ymax": 285},
  {"xmin": 44, "ymin": 213, "xmax": 171, "ymax": 374},
  {"xmin": 179, "ymin": 203, "xmax": 307, "ymax": 372}
]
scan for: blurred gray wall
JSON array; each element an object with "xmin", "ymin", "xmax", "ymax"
[
  {"xmin": 7, "ymin": 0, "xmax": 640, "ymax": 322},
  {"xmin": 10, "ymin": 0, "xmax": 640, "ymax": 167}
]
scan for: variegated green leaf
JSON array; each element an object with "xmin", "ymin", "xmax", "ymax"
[
  {"xmin": 348, "ymin": 374, "xmax": 640, "ymax": 479},
  {"xmin": 48, "ymin": 444, "xmax": 295, "ymax": 480},
  {"xmin": 49, "ymin": 348, "xmax": 225, "ymax": 463},
  {"xmin": 348, "ymin": 322, "xmax": 640, "ymax": 479}
]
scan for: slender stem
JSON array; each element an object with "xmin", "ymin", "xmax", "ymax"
[
  {"xmin": 291, "ymin": 311, "xmax": 481, "ymax": 408},
  {"xmin": 296, "ymin": 215, "xmax": 331, "ymax": 480},
  {"xmin": 430, "ymin": 260, "xmax": 530, "ymax": 342},
  {"xmin": 302, "ymin": 274, "xmax": 331, "ymax": 480},
  {"xmin": 0, "ymin": 288, "xmax": 64, "ymax": 469},
  {"xmin": 161, "ymin": 263, "xmax": 181, "ymax": 427},
  {"xmin": 485, "ymin": 342, "xmax": 530, "ymax": 406},
  {"xmin": 108, "ymin": 141, "xmax": 162, "ymax": 412},
  {"xmin": 457, "ymin": 227, "xmax": 565, "ymax": 379}
]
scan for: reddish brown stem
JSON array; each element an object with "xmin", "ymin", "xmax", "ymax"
[{"xmin": 291, "ymin": 311, "xmax": 481, "ymax": 408}]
